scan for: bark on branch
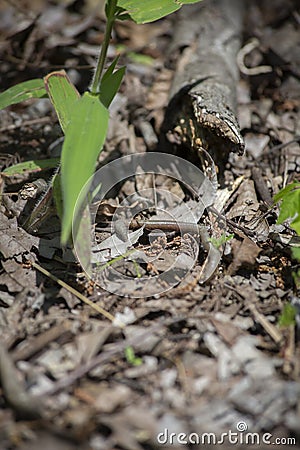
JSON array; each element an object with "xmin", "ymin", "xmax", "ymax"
[{"xmin": 162, "ymin": 0, "xmax": 245, "ymax": 158}]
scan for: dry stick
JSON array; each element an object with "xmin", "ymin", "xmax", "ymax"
[
  {"xmin": 225, "ymin": 284, "xmax": 283, "ymax": 345},
  {"xmin": 0, "ymin": 116, "xmax": 52, "ymax": 133},
  {"xmin": 163, "ymin": 0, "xmax": 245, "ymax": 159},
  {"xmin": 42, "ymin": 343, "xmax": 125, "ymax": 396},
  {"xmin": 267, "ymin": 137, "xmax": 300, "ymax": 156},
  {"xmin": 11, "ymin": 321, "xmax": 72, "ymax": 362},
  {"xmin": 246, "ymin": 301, "xmax": 283, "ymax": 346},
  {"xmin": 29, "ymin": 260, "xmax": 120, "ymax": 326}
]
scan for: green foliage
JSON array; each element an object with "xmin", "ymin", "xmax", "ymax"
[
  {"xmin": 274, "ymin": 182, "xmax": 300, "ymax": 235},
  {"xmin": 52, "ymin": 172, "xmax": 63, "ymax": 220},
  {"xmin": 117, "ymin": 0, "xmax": 202, "ymax": 23},
  {"xmin": 292, "ymin": 247, "xmax": 300, "ymax": 261},
  {"xmin": 100, "ymin": 65, "xmax": 126, "ymax": 108},
  {"xmin": 44, "ymin": 71, "xmax": 80, "ymax": 133},
  {"xmin": 292, "ymin": 269, "xmax": 300, "ymax": 290},
  {"xmin": 2, "ymin": 158, "xmax": 59, "ymax": 177},
  {"xmin": 125, "ymin": 346, "xmax": 143, "ymax": 366},
  {"xmin": 209, "ymin": 233, "xmax": 234, "ymax": 249},
  {"xmin": 274, "ymin": 182, "xmax": 300, "ymax": 294},
  {"xmin": 115, "ymin": 45, "xmax": 155, "ymax": 65},
  {"xmin": 0, "ymin": 0, "xmax": 203, "ymax": 247},
  {"xmin": 60, "ymin": 92, "xmax": 109, "ymax": 244},
  {"xmin": 0, "ymin": 79, "xmax": 46, "ymax": 109},
  {"xmin": 278, "ymin": 303, "xmax": 297, "ymax": 327}
]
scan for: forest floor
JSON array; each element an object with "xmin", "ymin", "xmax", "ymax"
[{"xmin": 0, "ymin": 0, "xmax": 300, "ymax": 449}]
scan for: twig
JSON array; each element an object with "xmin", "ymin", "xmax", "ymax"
[
  {"xmin": 225, "ymin": 284, "xmax": 283, "ymax": 345},
  {"xmin": 209, "ymin": 206, "xmax": 256, "ymax": 237},
  {"xmin": 246, "ymin": 301, "xmax": 283, "ymax": 346},
  {"xmin": 0, "ymin": 116, "xmax": 52, "ymax": 133},
  {"xmin": 12, "ymin": 321, "xmax": 72, "ymax": 362},
  {"xmin": 42, "ymin": 322, "xmax": 165, "ymax": 396},
  {"xmin": 267, "ymin": 137, "xmax": 300, "ymax": 157},
  {"xmin": 29, "ymin": 260, "xmax": 120, "ymax": 326}
]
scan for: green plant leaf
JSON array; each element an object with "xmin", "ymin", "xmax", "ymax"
[
  {"xmin": 273, "ymin": 182, "xmax": 300, "ymax": 204},
  {"xmin": 128, "ymin": 51, "xmax": 154, "ymax": 66},
  {"xmin": 60, "ymin": 92, "xmax": 109, "ymax": 244},
  {"xmin": 292, "ymin": 267, "xmax": 300, "ymax": 290},
  {"xmin": 0, "ymin": 79, "xmax": 46, "ymax": 109},
  {"xmin": 209, "ymin": 233, "xmax": 234, "ymax": 249},
  {"xmin": 278, "ymin": 303, "xmax": 296, "ymax": 327},
  {"xmin": 52, "ymin": 171, "xmax": 63, "ymax": 220},
  {"xmin": 100, "ymin": 66, "xmax": 126, "ymax": 108},
  {"xmin": 292, "ymin": 247, "xmax": 300, "ymax": 261},
  {"xmin": 275, "ymin": 183, "xmax": 300, "ymax": 235},
  {"xmin": 101, "ymin": 55, "xmax": 120, "ymax": 83},
  {"xmin": 125, "ymin": 346, "xmax": 143, "ymax": 366},
  {"xmin": 44, "ymin": 70, "xmax": 80, "ymax": 134},
  {"xmin": 1, "ymin": 158, "xmax": 60, "ymax": 177},
  {"xmin": 117, "ymin": 0, "xmax": 202, "ymax": 23}
]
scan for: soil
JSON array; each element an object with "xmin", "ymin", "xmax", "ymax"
[{"xmin": 0, "ymin": 1, "xmax": 300, "ymax": 449}]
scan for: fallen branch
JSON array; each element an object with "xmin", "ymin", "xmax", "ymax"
[{"xmin": 162, "ymin": 0, "xmax": 245, "ymax": 159}]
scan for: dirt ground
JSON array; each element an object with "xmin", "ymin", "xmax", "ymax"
[{"xmin": 0, "ymin": 0, "xmax": 300, "ymax": 449}]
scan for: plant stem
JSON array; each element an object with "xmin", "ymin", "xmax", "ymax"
[{"xmin": 90, "ymin": 0, "xmax": 118, "ymax": 94}]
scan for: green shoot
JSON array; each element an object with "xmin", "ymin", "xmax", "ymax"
[
  {"xmin": 125, "ymin": 346, "xmax": 143, "ymax": 366},
  {"xmin": 209, "ymin": 233, "xmax": 234, "ymax": 249}
]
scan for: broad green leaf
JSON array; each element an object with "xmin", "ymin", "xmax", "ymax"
[
  {"xmin": 2, "ymin": 158, "xmax": 60, "ymax": 177},
  {"xmin": 275, "ymin": 184, "xmax": 300, "ymax": 235},
  {"xmin": 44, "ymin": 70, "xmax": 80, "ymax": 134},
  {"xmin": 0, "ymin": 79, "xmax": 46, "ymax": 110},
  {"xmin": 100, "ymin": 66, "xmax": 125, "ymax": 108},
  {"xmin": 273, "ymin": 182, "xmax": 300, "ymax": 204},
  {"xmin": 117, "ymin": 0, "xmax": 202, "ymax": 23},
  {"xmin": 60, "ymin": 92, "xmax": 109, "ymax": 244}
]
